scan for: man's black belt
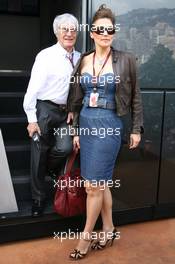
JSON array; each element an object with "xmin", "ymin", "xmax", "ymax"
[{"xmin": 37, "ymin": 99, "xmax": 67, "ymax": 111}]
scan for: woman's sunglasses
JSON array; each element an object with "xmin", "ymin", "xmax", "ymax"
[{"xmin": 91, "ymin": 25, "xmax": 115, "ymax": 35}]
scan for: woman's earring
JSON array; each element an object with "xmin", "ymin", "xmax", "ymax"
[{"xmin": 90, "ymin": 32, "xmax": 94, "ymax": 39}]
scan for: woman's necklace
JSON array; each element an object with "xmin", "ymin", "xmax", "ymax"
[
  {"xmin": 95, "ymin": 49, "xmax": 111, "ymax": 65},
  {"xmin": 96, "ymin": 56, "xmax": 105, "ymax": 65},
  {"xmin": 95, "ymin": 56, "xmax": 106, "ymax": 65}
]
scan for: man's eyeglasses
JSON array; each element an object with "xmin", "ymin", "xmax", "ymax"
[
  {"xmin": 91, "ymin": 26, "xmax": 115, "ymax": 35},
  {"xmin": 59, "ymin": 26, "xmax": 77, "ymax": 34}
]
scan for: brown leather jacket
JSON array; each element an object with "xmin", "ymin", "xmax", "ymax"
[{"xmin": 67, "ymin": 47, "xmax": 144, "ymax": 134}]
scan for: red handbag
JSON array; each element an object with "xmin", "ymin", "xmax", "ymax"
[{"xmin": 53, "ymin": 150, "xmax": 87, "ymax": 217}]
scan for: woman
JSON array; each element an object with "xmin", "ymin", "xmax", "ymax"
[{"xmin": 67, "ymin": 5, "xmax": 144, "ymax": 260}]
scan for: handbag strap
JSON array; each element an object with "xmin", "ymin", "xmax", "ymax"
[{"xmin": 65, "ymin": 149, "xmax": 78, "ymax": 174}]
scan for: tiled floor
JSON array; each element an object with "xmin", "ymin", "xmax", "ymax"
[{"xmin": 0, "ymin": 218, "xmax": 175, "ymax": 264}]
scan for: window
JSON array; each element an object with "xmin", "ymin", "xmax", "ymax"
[
  {"xmin": 0, "ymin": 0, "xmax": 39, "ymax": 15},
  {"xmin": 92, "ymin": 0, "xmax": 175, "ymax": 88},
  {"xmin": 114, "ymin": 6, "xmax": 175, "ymax": 88}
]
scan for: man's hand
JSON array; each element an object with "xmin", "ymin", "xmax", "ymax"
[
  {"xmin": 27, "ymin": 122, "xmax": 41, "ymax": 138},
  {"xmin": 73, "ymin": 136, "xmax": 80, "ymax": 150},
  {"xmin": 67, "ymin": 112, "xmax": 74, "ymax": 124},
  {"xmin": 129, "ymin": 133, "xmax": 141, "ymax": 149}
]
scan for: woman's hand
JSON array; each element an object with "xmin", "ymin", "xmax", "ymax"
[
  {"xmin": 129, "ymin": 133, "xmax": 141, "ymax": 149},
  {"xmin": 73, "ymin": 136, "xmax": 80, "ymax": 150},
  {"xmin": 67, "ymin": 112, "xmax": 74, "ymax": 124}
]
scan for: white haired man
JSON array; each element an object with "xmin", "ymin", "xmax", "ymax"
[{"xmin": 23, "ymin": 13, "xmax": 80, "ymax": 217}]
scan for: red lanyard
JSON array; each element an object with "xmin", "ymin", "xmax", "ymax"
[{"xmin": 92, "ymin": 48, "xmax": 111, "ymax": 92}]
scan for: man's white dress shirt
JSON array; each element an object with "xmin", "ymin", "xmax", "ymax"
[{"xmin": 23, "ymin": 42, "xmax": 81, "ymax": 123}]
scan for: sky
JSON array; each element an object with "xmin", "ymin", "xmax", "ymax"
[{"xmin": 94, "ymin": 0, "xmax": 175, "ymax": 15}]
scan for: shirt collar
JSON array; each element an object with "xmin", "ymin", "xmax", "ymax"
[{"xmin": 56, "ymin": 41, "xmax": 75, "ymax": 58}]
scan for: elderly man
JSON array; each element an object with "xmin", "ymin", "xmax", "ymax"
[{"xmin": 23, "ymin": 13, "xmax": 80, "ymax": 217}]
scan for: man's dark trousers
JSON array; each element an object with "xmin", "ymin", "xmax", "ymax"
[{"xmin": 30, "ymin": 100, "xmax": 72, "ymax": 201}]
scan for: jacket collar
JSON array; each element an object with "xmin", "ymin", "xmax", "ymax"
[{"xmin": 111, "ymin": 46, "xmax": 120, "ymax": 63}]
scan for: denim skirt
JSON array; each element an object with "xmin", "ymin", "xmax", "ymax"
[{"xmin": 79, "ymin": 105, "xmax": 123, "ymax": 182}]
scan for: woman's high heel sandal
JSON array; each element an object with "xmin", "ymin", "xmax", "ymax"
[
  {"xmin": 69, "ymin": 235, "xmax": 94, "ymax": 260},
  {"xmin": 91, "ymin": 227, "xmax": 117, "ymax": 250}
]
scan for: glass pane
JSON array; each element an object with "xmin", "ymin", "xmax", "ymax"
[
  {"xmin": 91, "ymin": 0, "xmax": 175, "ymax": 88},
  {"xmin": 8, "ymin": 0, "xmax": 21, "ymax": 12},
  {"xmin": 114, "ymin": 6, "xmax": 175, "ymax": 88},
  {"xmin": 0, "ymin": 0, "xmax": 8, "ymax": 11},
  {"xmin": 22, "ymin": 0, "xmax": 39, "ymax": 15}
]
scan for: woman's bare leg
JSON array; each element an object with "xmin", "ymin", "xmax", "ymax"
[
  {"xmin": 75, "ymin": 181, "xmax": 104, "ymax": 253},
  {"xmin": 100, "ymin": 186, "xmax": 114, "ymax": 233}
]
